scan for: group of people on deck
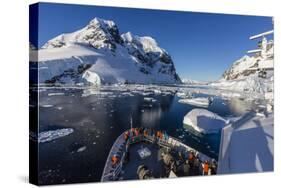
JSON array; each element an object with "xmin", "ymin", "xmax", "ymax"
[
  {"xmin": 124, "ymin": 127, "xmax": 169, "ymax": 143},
  {"xmin": 111, "ymin": 128, "xmax": 217, "ymax": 176},
  {"xmin": 185, "ymin": 150, "xmax": 217, "ymax": 176}
]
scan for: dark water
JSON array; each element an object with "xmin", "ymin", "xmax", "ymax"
[{"xmin": 34, "ymin": 87, "xmax": 255, "ymax": 185}]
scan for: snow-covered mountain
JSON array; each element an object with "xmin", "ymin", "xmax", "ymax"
[
  {"xmin": 211, "ymin": 38, "xmax": 273, "ymax": 94},
  {"xmin": 30, "ymin": 17, "xmax": 181, "ymax": 86}
]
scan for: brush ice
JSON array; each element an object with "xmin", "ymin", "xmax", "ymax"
[{"xmin": 38, "ymin": 128, "xmax": 74, "ymax": 143}]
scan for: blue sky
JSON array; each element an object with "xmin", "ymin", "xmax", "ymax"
[{"xmin": 31, "ymin": 2, "xmax": 273, "ymax": 81}]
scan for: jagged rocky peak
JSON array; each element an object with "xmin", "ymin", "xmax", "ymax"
[
  {"xmin": 88, "ymin": 17, "xmax": 116, "ymax": 29},
  {"xmin": 122, "ymin": 32, "xmax": 164, "ymax": 54},
  {"xmin": 85, "ymin": 17, "xmax": 123, "ymax": 49},
  {"xmin": 222, "ymin": 38, "xmax": 274, "ymax": 81},
  {"xmin": 122, "ymin": 31, "xmax": 180, "ymax": 81},
  {"xmin": 222, "ymin": 55, "xmax": 256, "ymax": 80},
  {"xmin": 42, "ymin": 17, "xmax": 123, "ymax": 50},
  {"xmin": 121, "ymin": 32, "xmax": 172, "ymax": 64}
]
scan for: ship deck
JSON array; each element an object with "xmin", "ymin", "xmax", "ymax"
[
  {"xmin": 121, "ymin": 141, "xmax": 165, "ymax": 180},
  {"xmin": 101, "ymin": 132, "xmax": 216, "ymax": 182}
]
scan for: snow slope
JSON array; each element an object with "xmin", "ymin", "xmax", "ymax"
[
  {"xmin": 183, "ymin": 109, "xmax": 227, "ymax": 134},
  {"xmin": 30, "ymin": 17, "xmax": 181, "ymax": 85}
]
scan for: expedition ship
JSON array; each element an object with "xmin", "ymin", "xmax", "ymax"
[{"xmin": 101, "ymin": 127, "xmax": 217, "ymax": 181}]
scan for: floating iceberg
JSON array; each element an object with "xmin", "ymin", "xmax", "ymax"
[
  {"xmin": 183, "ymin": 109, "xmax": 227, "ymax": 134},
  {"xmin": 176, "ymin": 92, "xmax": 187, "ymax": 98},
  {"xmin": 38, "ymin": 128, "xmax": 74, "ymax": 143},
  {"xmin": 40, "ymin": 104, "xmax": 54, "ymax": 108},
  {"xmin": 178, "ymin": 97, "xmax": 210, "ymax": 107},
  {"xmin": 82, "ymin": 70, "xmax": 101, "ymax": 86},
  {"xmin": 144, "ymin": 97, "xmax": 157, "ymax": 102},
  {"xmin": 153, "ymin": 89, "xmax": 161, "ymax": 94}
]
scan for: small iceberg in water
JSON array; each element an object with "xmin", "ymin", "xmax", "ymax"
[
  {"xmin": 77, "ymin": 146, "xmax": 87, "ymax": 153},
  {"xmin": 178, "ymin": 97, "xmax": 211, "ymax": 108},
  {"xmin": 183, "ymin": 109, "xmax": 227, "ymax": 134},
  {"xmin": 144, "ymin": 97, "xmax": 157, "ymax": 102}
]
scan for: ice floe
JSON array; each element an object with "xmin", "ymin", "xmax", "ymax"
[
  {"xmin": 144, "ymin": 97, "xmax": 157, "ymax": 103},
  {"xmin": 178, "ymin": 97, "xmax": 210, "ymax": 108},
  {"xmin": 40, "ymin": 104, "xmax": 54, "ymax": 108},
  {"xmin": 183, "ymin": 109, "xmax": 227, "ymax": 134},
  {"xmin": 38, "ymin": 128, "xmax": 74, "ymax": 143},
  {"xmin": 77, "ymin": 146, "xmax": 87, "ymax": 152}
]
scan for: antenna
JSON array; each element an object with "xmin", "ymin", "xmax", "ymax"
[
  {"xmin": 247, "ymin": 30, "xmax": 273, "ymax": 57},
  {"xmin": 249, "ymin": 30, "xmax": 273, "ymax": 40},
  {"xmin": 247, "ymin": 49, "xmax": 262, "ymax": 54}
]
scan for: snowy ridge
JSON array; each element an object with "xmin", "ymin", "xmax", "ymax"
[
  {"xmin": 30, "ymin": 17, "xmax": 181, "ymax": 85},
  {"xmin": 210, "ymin": 39, "xmax": 273, "ymax": 95}
]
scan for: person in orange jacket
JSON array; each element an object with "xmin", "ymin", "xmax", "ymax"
[
  {"xmin": 203, "ymin": 160, "xmax": 209, "ymax": 175},
  {"xmin": 111, "ymin": 154, "xmax": 119, "ymax": 167},
  {"xmin": 144, "ymin": 129, "xmax": 148, "ymax": 136}
]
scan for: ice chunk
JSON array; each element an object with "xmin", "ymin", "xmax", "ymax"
[
  {"xmin": 178, "ymin": 97, "xmax": 210, "ymax": 107},
  {"xmin": 82, "ymin": 70, "xmax": 101, "ymax": 86},
  {"xmin": 144, "ymin": 97, "xmax": 157, "ymax": 103},
  {"xmin": 48, "ymin": 92, "xmax": 65, "ymax": 96},
  {"xmin": 183, "ymin": 109, "xmax": 226, "ymax": 134},
  {"xmin": 176, "ymin": 92, "xmax": 185, "ymax": 98},
  {"xmin": 77, "ymin": 146, "xmax": 87, "ymax": 152},
  {"xmin": 41, "ymin": 104, "xmax": 54, "ymax": 108},
  {"xmin": 153, "ymin": 89, "xmax": 161, "ymax": 94},
  {"xmin": 38, "ymin": 128, "xmax": 74, "ymax": 143}
]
